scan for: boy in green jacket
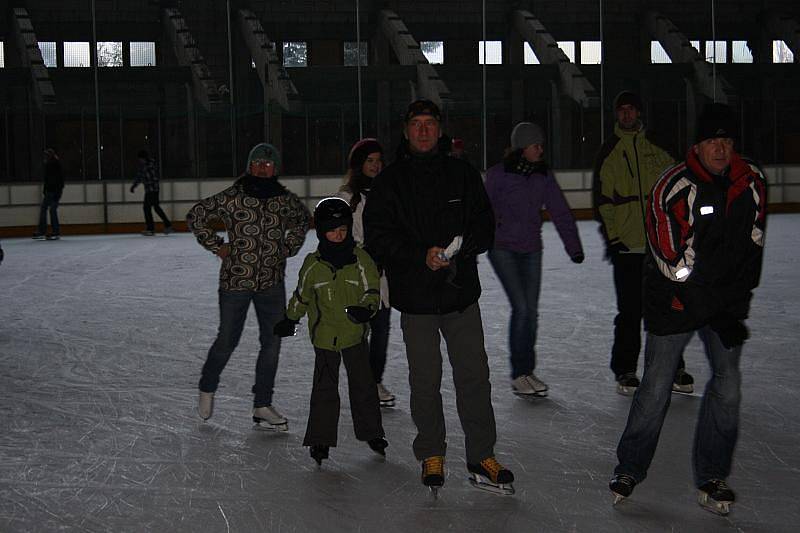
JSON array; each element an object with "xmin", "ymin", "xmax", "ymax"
[{"xmin": 274, "ymin": 197, "xmax": 388, "ymax": 466}]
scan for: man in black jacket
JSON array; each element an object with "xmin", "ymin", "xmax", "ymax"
[
  {"xmin": 363, "ymin": 100, "xmax": 515, "ymax": 496},
  {"xmin": 609, "ymin": 103, "xmax": 767, "ymax": 516}
]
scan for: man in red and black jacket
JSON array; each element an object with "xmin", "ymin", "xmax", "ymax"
[{"xmin": 609, "ymin": 103, "xmax": 767, "ymax": 516}]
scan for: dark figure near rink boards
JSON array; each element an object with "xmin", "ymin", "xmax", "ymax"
[
  {"xmin": 609, "ymin": 103, "xmax": 767, "ymax": 517},
  {"xmin": 363, "ymin": 99, "xmax": 515, "ymax": 497},
  {"xmin": 130, "ymin": 150, "xmax": 173, "ymax": 236},
  {"xmin": 593, "ymin": 90, "xmax": 694, "ymax": 396},
  {"xmin": 32, "ymin": 148, "xmax": 64, "ymax": 241}
]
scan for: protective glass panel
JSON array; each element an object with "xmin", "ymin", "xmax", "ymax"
[
  {"xmin": 580, "ymin": 41, "xmax": 601, "ymax": 64},
  {"xmin": 650, "ymin": 41, "xmax": 671, "ymax": 63},
  {"xmin": 39, "ymin": 42, "xmax": 57, "ymax": 67},
  {"xmin": 773, "ymin": 40, "xmax": 795, "ymax": 63},
  {"xmin": 97, "ymin": 42, "xmax": 123, "ymax": 67},
  {"xmin": 523, "ymin": 42, "xmax": 540, "ymax": 65},
  {"xmin": 731, "ymin": 41, "xmax": 753, "ymax": 63},
  {"xmin": 344, "ymin": 42, "xmax": 368, "ymax": 66},
  {"xmin": 705, "ymin": 40, "xmax": 726, "ymax": 63},
  {"xmin": 558, "ymin": 41, "xmax": 575, "ymax": 63},
  {"xmin": 283, "ymin": 42, "xmax": 307, "ymax": 67}
]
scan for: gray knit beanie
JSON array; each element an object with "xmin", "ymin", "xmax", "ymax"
[{"xmin": 511, "ymin": 122, "xmax": 545, "ymax": 150}]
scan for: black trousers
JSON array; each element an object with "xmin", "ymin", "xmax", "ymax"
[
  {"xmin": 610, "ymin": 253, "xmax": 685, "ymax": 377},
  {"xmin": 368, "ymin": 307, "xmax": 391, "ymax": 383},
  {"xmin": 303, "ymin": 342, "xmax": 384, "ymax": 447},
  {"xmin": 143, "ymin": 190, "xmax": 171, "ymax": 231}
]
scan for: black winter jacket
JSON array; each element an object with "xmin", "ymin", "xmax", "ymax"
[
  {"xmin": 363, "ymin": 141, "xmax": 494, "ymax": 314},
  {"xmin": 643, "ymin": 150, "xmax": 767, "ymax": 335}
]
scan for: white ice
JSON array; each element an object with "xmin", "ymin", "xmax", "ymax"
[{"xmin": 1, "ymin": 215, "xmax": 798, "ymax": 532}]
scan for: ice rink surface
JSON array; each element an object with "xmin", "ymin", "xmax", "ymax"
[{"xmin": 1, "ymin": 215, "xmax": 798, "ymax": 533}]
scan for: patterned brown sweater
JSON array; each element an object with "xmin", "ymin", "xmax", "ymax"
[{"xmin": 187, "ymin": 179, "xmax": 311, "ymax": 291}]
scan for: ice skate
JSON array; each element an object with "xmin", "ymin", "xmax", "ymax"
[
  {"xmin": 526, "ymin": 373, "xmax": 548, "ymax": 396},
  {"xmin": 32, "ymin": 233, "xmax": 46, "ymax": 240},
  {"xmin": 141, "ymin": 230, "xmax": 155, "ymax": 236},
  {"xmin": 197, "ymin": 391, "xmax": 214, "ymax": 421},
  {"xmin": 421, "ymin": 456, "xmax": 445, "ymax": 498},
  {"xmin": 377, "ymin": 383, "xmax": 395, "ymax": 408},
  {"xmin": 615, "ymin": 373, "xmax": 640, "ymax": 396},
  {"xmin": 45, "ymin": 234, "xmax": 60, "ymax": 241},
  {"xmin": 672, "ymin": 368, "xmax": 695, "ymax": 394},
  {"xmin": 162, "ymin": 226, "xmax": 174, "ymax": 235},
  {"xmin": 252, "ymin": 405, "xmax": 288, "ymax": 431},
  {"xmin": 467, "ymin": 457, "xmax": 515, "ymax": 496},
  {"xmin": 609, "ymin": 473, "xmax": 637, "ymax": 505},
  {"xmin": 511, "ymin": 375, "xmax": 537, "ymax": 397},
  {"xmin": 367, "ymin": 437, "xmax": 388, "ymax": 457},
  {"xmin": 310, "ymin": 445, "xmax": 329, "ymax": 466},
  {"xmin": 697, "ymin": 479, "xmax": 735, "ymax": 516}
]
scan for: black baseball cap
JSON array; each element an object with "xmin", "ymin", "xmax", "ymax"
[{"xmin": 404, "ymin": 99, "xmax": 441, "ymax": 122}]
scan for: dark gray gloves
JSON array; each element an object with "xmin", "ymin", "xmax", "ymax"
[
  {"xmin": 273, "ymin": 316, "xmax": 299, "ymax": 337},
  {"xmin": 345, "ymin": 306, "xmax": 374, "ymax": 324}
]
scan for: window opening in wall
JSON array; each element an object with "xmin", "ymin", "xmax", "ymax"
[
  {"xmin": 39, "ymin": 41, "xmax": 57, "ymax": 67},
  {"xmin": 773, "ymin": 40, "xmax": 794, "ymax": 63},
  {"xmin": 731, "ymin": 41, "xmax": 753, "ymax": 63},
  {"xmin": 0, "ymin": 42, "xmax": 5, "ymax": 68},
  {"xmin": 344, "ymin": 42, "xmax": 368, "ymax": 66},
  {"xmin": 690, "ymin": 40, "xmax": 701, "ymax": 53},
  {"xmin": 420, "ymin": 41, "xmax": 443, "ymax": 64},
  {"xmin": 283, "ymin": 41, "xmax": 307, "ymax": 67},
  {"xmin": 580, "ymin": 41, "xmax": 601, "ymax": 64},
  {"xmin": 97, "ymin": 42, "xmax": 123, "ymax": 67},
  {"xmin": 650, "ymin": 41, "xmax": 671, "ymax": 63},
  {"xmin": 705, "ymin": 40, "xmax": 726, "ymax": 63},
  {"xmin": 523, "ymin": 42, "xmax": 540, "ymax": 64},
  {"xmin": 478, "ymin": 40, "xmax": 502, "ymax": 64},
  {"xmin": 64, "ymin": 42, "xmax": 91, "ymax": 67},
  {"xmin": 557, "ymin": 41, "xmax": 575, "ymax": 63},
  {"xmin": 130, "ymin": 42, "xmax": 156, "ymax": 67}
]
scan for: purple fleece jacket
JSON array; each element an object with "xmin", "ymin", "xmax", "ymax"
[{"xmin": 485, "ymin": 163, "xmax": 583, "ymax": 257}]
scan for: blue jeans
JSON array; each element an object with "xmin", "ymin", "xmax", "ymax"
[
  {"xmin": 615, "ymin": 326, "xmax": 742, "ymax": 487},
  {"xmin": 37, "ymin": 191, "xmax": 62, "ymax": 235},
  {"xmin": 199, "ymin": 283, "xmax": 286, "ymax": 407},
  {"xmin": 488, "ymin": 248, "xmax": 542, "ymax": 379}
]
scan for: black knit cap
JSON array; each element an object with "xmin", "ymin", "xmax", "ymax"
[
  {"xmin": 613, "ymin": 90, "xmax": 643, "ymax": 111},
  {"xmin": 696, "ymin": 102, "xmax": 737, "ymax": 143},
  {"xmin": 404, "ymin": 99, "xmax": 441, "ymax": 122},
  {"xmin": 348, "ymin": 138, "xmax": 383, "ymax": 171}
]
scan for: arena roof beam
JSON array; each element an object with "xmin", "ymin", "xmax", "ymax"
[
  {"xmin": 163, "ymin": 8, "xmax": 223, "ymax": 112},
  {"xmin": 238, "ymin": 9, "xmax": 299, "ymax": 111},
  {"xmin": 645, "ymin": 11, "xmax": 733, "ymax": 104},
  {"xmin": 763, "ymin": 11, "xmax": 800, "ymax": 59},
  {"xmin": 513, "ymin": 10, "xmax": 598, "ymax": 109},
  {"xmin": 10, "ymin": 8, "xmax": 56, "ymax": 109},
  {"xmin": 378, "ymin": 10, "xmax": 451, "ymax": 106}
]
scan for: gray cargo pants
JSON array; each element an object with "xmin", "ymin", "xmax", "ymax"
[{"xmin": 400, "ymin": 302, "xmax": 497, "ymax": 465}]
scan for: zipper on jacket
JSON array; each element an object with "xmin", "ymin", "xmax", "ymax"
[{"xmin": 632, "ymin": 134, "xmax": 647, "ymax": 227}]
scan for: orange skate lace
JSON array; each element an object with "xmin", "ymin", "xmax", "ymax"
[
  {"xmin": 480, "ymin": 457, "xmax": 505, "ymax": 482},
  {"xmin": 423, "ymin": 456, "xmax": 445, "ymax": 476}
]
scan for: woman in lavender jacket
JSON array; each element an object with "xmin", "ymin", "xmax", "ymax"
[{"xmin": 486, "ymin": 122, "xmax": 584, "ymax": 397}]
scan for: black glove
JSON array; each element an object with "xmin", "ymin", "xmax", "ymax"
[
  {"xmin": 129, "ymin": 185, "xmax": 136, "ymax": 193},
  {"xmin": 345, "ymin": 306, "xmax": 374, "ymax": 324},
  {"xmin": 709, "ymin": 315, "xmax": 749, "ymax": 349},
  {"xmin": 570, "ymin": 252, "xmax": 585, "ymax": 264},
  {"xmin": 273, "ymin": 316, "xmax": 299, "ymax": 337}
]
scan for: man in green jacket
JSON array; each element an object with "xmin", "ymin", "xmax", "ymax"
[{"xmin": 593, "ymin": 91, "xmax": 694, "ymax": 396}]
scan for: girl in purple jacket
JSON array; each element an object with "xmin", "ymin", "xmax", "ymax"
[{"xmin": 485, "ymin": 122, "xmax": 584, "ymax": 397}]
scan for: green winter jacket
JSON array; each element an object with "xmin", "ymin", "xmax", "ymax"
[
  {"xmin": 286, "ymin": 247, "xmax": 380, "ymax": 351},
  {"xmin": 593, "ymin": 123, "xmax": 675, "ymax": 253}
]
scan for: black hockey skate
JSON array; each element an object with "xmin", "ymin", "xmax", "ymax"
[
  {"xmin": 367, "ymin": 437, "xmax": 388, "ymax": 457},
  {"xmin": 609, "ymin": 473, "xmax": 637, "ymax": 505},
  {"xmin": 421, "ymin": 456, "xmax": 445, "ymax": 498},
  {"xmin": 672, "ymin": 368, "xmax": 695, "ymax": 394},
  {"xmin": 310, "ymin": 445, "xmax": 330, "ymax": 466},
  {"xmin": 467, "ymin": 457, "xmax": 515, "ymax": 496},
  {"xmin": 698, "ymin": 479, "xmax": 735, "ymax": 516}
]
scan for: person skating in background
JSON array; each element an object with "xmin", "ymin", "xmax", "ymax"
[
  {"xmin": 187, "ymin": 143, "xmax": 311, "ymax": 430},
  {"xmin": 33, "ymin": 148, "xmax": 64, "ymax": 241},
  {"xmin": 364, "ymin": 99, "xmax": 515, "ymax": 496},
  {"xmin": 593, "ymin": 91, "xmax": 694, "ymax": 396},
  {"xmin": 274, "ymin": 197, "xmax": 388, "ymax": 466},
  {"xmin": 609, "ymin": 103, "xmax": 767, "ymax": 516},
  {"xmin": 131, "ymin": 150, "xmax": 173, "ymax": 236},
  {"xmin": 485, "ymin": 122, "xmax": 584, "ymax": 398},
  {"xmin": 338, "ymin": 138, "xmax": 396, "ymax": 408}
]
